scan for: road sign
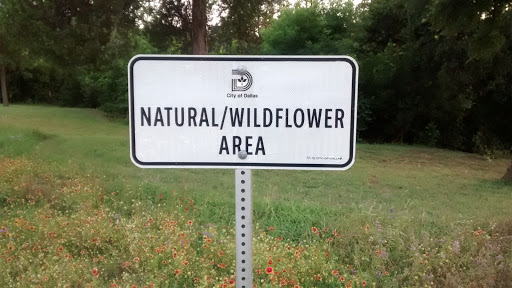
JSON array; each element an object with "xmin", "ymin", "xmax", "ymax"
[{"xmin": 129, "ymin": 55, "xmax": 358, "ymax": 170}]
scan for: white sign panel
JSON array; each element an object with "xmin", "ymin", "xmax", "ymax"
[{"xmin": 129, "ymin": 55, "xmax": 358, "ymax": 170}]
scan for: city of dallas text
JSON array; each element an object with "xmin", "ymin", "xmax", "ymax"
[{"xmin": 139, "ymin": 106, "xmax": 346, "ymax": 156}]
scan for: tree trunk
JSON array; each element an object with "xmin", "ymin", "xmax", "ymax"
[
  {"xmin": 0, "ymin": 39, "xmax": 8, "ymax": 107},
  {"xmin": 192, "ymin": 0, "xmax": 208, "ymax": 55},
  {"xmin": 0, "ymin": 65, "xmax": 7, "ymax": 107},
  {"xmin": 502, "ymin": 160, "xmax": 512, "ymax": 183}
]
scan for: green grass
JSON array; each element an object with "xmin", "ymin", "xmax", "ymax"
[
  {"xmin": 1, "ymin": 105, "xmax": 511, "ymax": 287},
  {"xmin": 1, "ymin": 105, "xmax": 510, "ymax": 238}
]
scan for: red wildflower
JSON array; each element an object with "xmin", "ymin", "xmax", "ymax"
[
  {"xmin": 268, "ymin": 259, "xmax": 273, "ymax": 265},
  {"xmin": 174, "ymin": 269, "xmax": 180, "ymax": 275},
  {"xmin": 269, "ymin": 227, "xmax": 274, "ymax": 231},
  {"xmin": 362, "ymin": 280, "xmax": 367, "ymax": 286},
  {"xmin": 266, "ymin": 267, "xmax": 273, "ymax": 274},
  {"xmin": 340, "ymin": 276, "xmax": 345, "ymax": 282},
  {"xmin": 91, "ymin": 268, "xmax": 100, "ymax": 277}
]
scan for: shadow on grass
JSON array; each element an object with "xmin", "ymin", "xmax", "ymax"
[{"xmin": 0, "ymin": 128, "xmax": 55, "ymax": 157}]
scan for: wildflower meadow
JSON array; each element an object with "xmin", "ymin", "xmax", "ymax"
[{"xmin": 1, "ymin": 156, "xmax": 511, "ymax": 287}]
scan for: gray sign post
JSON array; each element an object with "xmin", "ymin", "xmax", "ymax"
[{"xmin": 235, "ymin": 168, "xmax": 252, "ymax": 287}]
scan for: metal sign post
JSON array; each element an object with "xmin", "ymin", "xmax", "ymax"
[{"xmin": 235, "ymin": 168, "xmax": 252, "ymax": 287}]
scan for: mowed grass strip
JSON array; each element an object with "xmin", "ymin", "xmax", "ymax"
[{"xmin": 1, "ymin": 105, "xmax": 510, "ymax": 236}]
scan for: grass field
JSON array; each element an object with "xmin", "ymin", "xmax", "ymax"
[{"xmin": 1, "ymin": 105, "xmax": 511, "ymax": 287}]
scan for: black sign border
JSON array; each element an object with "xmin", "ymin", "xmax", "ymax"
[{"xmin": 129, "ymin": 55, "xmax": 357, "ymax": 169}]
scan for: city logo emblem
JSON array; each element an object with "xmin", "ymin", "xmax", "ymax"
[{"xmin": 232, "ymin": 68, "xmax": 253, "ymax": 91}]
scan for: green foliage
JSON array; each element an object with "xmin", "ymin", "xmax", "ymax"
[
  {"xmin": 418, "ymin": 122, "xmax": 440, "ymax": 147},
  {"xmin": 261, "ymin": 4, "xmax": 325, "ymax": 55},
  {"xmin": 472, "ymin": 130, "xmax": 507, "ymax": 159},
  {"xmin": 210, "ymin": 0, "xmax": 283, "ymax": 55},
  {"xmin": 142, "ymin": 0, "xmax": 192, "ymax": 54},
  {"xmin": 259, "ymin": 0, "xmax": 512, "ymax": 152},
  {"xmin": 261, "ymin": 1, "xmax": 357, "ymax": 55},
  {"xmin": 80, "ymin": 33, "xmax": 157, "ymax": 116},
  {"xmin": 358, "ymin": 0, "xmax": 511, "ymax": 151},
  {"xmin": 0, "ymin": 0, "xmax": 154, "ymax": 115}
]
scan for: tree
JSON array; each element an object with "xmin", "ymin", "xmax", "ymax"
[
  {"xmin": 0, "ymin": 0, "xmax": 144, "ymax": 109},
  {"xmin": 143, "ymin": 0, "xmax": 192, "ymax": 53},
  {"xmin": 192, "ymin": 0, "xmax": 207, "ymax": 54},
  {"xmin": 349, "ymin": 0, "xmax": 512, "ymax": 152},
  {"xmin": 210, "ymin": 0, "xmax": 283, "ymax": 54},
  {"xmin": 261, "ymin": 0, "xmax": 357, "ymax": 55}
]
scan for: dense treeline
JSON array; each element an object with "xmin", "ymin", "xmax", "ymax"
[{"xmin": 0, "ymin": 0, "xmax": 511, "ymax": 154}]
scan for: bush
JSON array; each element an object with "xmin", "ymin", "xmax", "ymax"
[
  {"xmin": 472, "ymin": 130, "xmax": 505, "ymax": 159},
  {"xmin": 418, "ymin": 122, "xmax": 440, "ymax": 147}
]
